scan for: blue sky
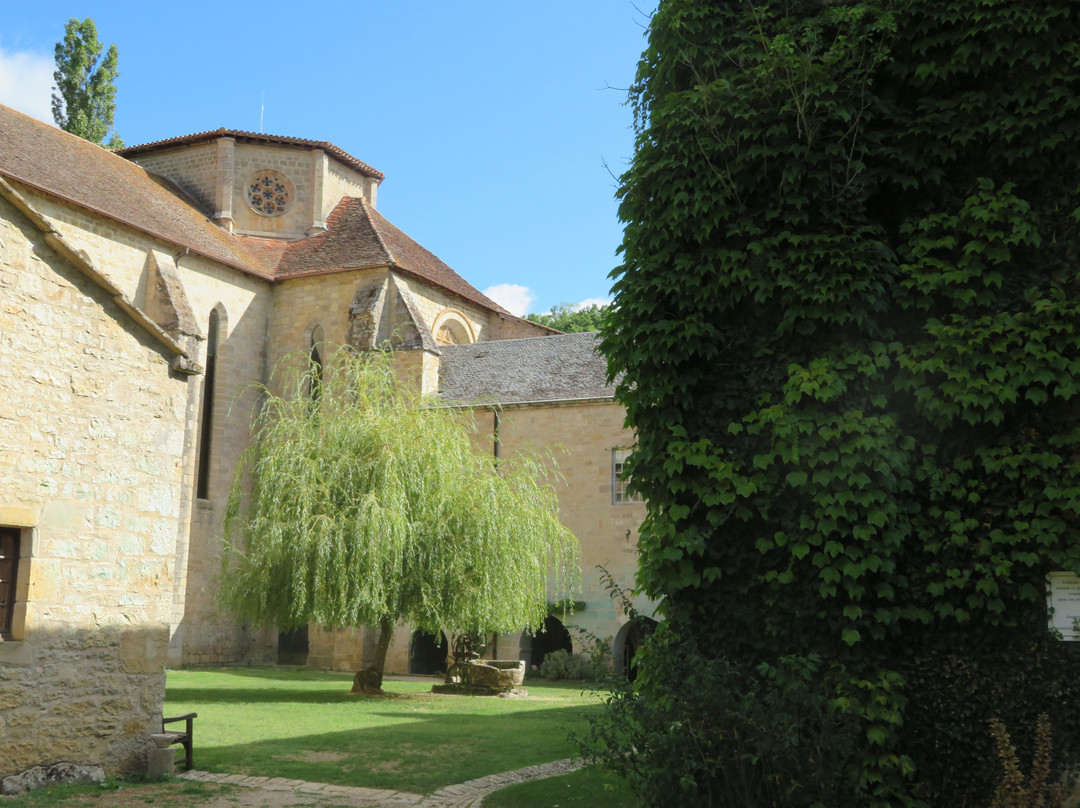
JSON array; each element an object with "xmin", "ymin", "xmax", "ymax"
[{"xmin": 0, "ymin": 2, "xmax": 655, "ymax": 316}]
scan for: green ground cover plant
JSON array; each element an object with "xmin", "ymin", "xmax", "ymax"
[{"xmin": 164, "ymin": 667, "xmax": 599, "ymax": 795}]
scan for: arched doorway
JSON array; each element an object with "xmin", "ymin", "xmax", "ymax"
[
  {"xmin": 277, "ymin": 624, "xmax": 309, "ymax": 666},
  {"xmin": 614, "ymin": 617, "xmax": 658, "ymax": 682},
  {"xmin": 409, "ymin": 630, "xmax": 448, "ymax": 675},
  {"xmin": 522, "ymin": 615, "xmax": 573, "ymax": 670}
]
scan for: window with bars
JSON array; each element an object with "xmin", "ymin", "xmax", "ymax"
[
  {"xmin": 612, "ymin": 449, "xmax": 642, "ymax": 504},
  {"xmin": 0, "ymin": 527, "xmax": 19, "ymax": 639}
]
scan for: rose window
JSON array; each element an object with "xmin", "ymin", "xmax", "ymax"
[{"xmin": 246, "ymin": 171, "xmax": 291, "ymax": 216}]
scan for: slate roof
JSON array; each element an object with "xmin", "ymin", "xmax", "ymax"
[
  {"xmin": 438, "ymin": 332, "xmax": 615, "ymax": 405},
  {"xmin": 0, "ymin": 105, "xmax": 511, "ymax": 315},
  {"xmin": 118, "ymin": 128, "xmax": 384, "ymax": 180},
  {"xmin": 0, "ymin": 104, "xmax": 274, "ymax": 277}
]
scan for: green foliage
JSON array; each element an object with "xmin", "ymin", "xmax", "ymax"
[
  {"xmin": 220, "ymin": 349, "xmax": 579, "ymax": 678},
  {"xmin": 576, "ymin": 627, "xmax": 922, "ymax": 807},
  {"xmin": 52, "ymin": 18, "xmax": 123, "ymax": 148},
  {"xmin": 539, "ymin": 649, "xmax": 595, "ymax": 680},
  {"xmin": 599, "ymin": 1, "xmax": 1080, "ymax": 804},
  {"xmin": 525, "ymin": 302, "xmax": 609, "ymax": 333}
]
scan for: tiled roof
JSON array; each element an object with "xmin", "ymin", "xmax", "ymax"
[
  {"xmin": 438, "ymin": 332, "xmax": 615, "ymax": 405},
  {"xmin": 272, "ymin": 198, "xmax": 510, "ymax": 314},
  {"xmin": 117, "ymin": 129, "xmax": 384, "ymax": 181},
  {"xmin": 0, "ymin": 105, "xmax": 274, "ymax": 277},
  {"xmin": 0, "ymin": 104, "xmax": 506, "ymax": 315}
]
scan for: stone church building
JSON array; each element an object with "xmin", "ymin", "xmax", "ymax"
[{"xmin": 0, "ymin": 103, "xmax": 646, "ymax": 778}]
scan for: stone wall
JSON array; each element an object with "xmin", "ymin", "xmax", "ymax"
[
  {"xmin": 477, "ymin": 400, "xmax": 648, "ymax": 660},
  {"xmin": 15, "ymin": 183, "xmax": 278, "ymax": 668},
  {"xmin": 230, "ymin": 144, "xmax": 315, "ymax": 239},
  {"xmin": 0, "ymin": 194, "xmax": 188, "ymax": 777},
  {"xmin": 130, "ymin": 142, "xmax": 219, "ymax": 217},
  {"xmin": 324, "ymin": 160, "xmax": 376, "ymax": 218}
]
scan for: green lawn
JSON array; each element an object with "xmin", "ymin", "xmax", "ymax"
[
  {"xmin": 484, "ymin": 765, "xmax": 641, "ymax": 808},
  {"xmin": 164, "ymin": 667, "xmax": 603, "ymax": 795}
]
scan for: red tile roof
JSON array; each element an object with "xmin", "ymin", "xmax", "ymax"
[
  {"xmin": 0, "ymin": 105, "xmax": 275, "ymax": 277},
  {"xmin": 269, "ymin": 198, "xmax": 510, "ymax": 314},
  {"xmin": 0, "ymin": 104, "xmax": 504, "ymax": 314},
  {"xmin": 118, "ymin": 129, "xmax": 384, "ymax": 181}
]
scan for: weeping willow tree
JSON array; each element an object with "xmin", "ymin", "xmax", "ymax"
[{"xmin": 219, "ymin": 349, "xmax": 579, "ymax": 690}]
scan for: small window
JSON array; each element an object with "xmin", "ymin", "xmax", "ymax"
[
  {"xmin": 612, "ymin": 449, "xmax": 642, "ymax": 504},
  {"xmin": 196, "ymin": 309, "xmax": 220, "ymax": 500},
  {"xmin": 0, "ymin": 527, "xmax": 20, "ymax": 639}
]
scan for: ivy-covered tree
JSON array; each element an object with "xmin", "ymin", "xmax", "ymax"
[
  {"xmin": 219, "ymin": 350, "xmax": 579, "ymax": 691},
  {"xmin": 526, "ymin": 302, "xmax": 609, "ymax": 333},
  {"xmin": 597, "ymin": 1, "xmax": 1080, "ymax": 804},
  {"xmin": 52, "ymin": 18, "xmax": 124, "ymax": 148}
]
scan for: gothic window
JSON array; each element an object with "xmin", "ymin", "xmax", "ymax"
[
  {"xmin": 612, "ymin": 448, "xmax": 642, "ymax": 504},
  {"xmin": 196, "ymin": 309, "xmax": 220, "ymax": 500},
  {"xmin": 0, "ymin": 527, "xmax": 19, "ymax": 639},
  {"xmin": 308, "ymin": 325, "xmax": 325, "ymax": 400}
]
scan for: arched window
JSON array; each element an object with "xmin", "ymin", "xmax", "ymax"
[
  {"xmin": 196, "ymin": 310, "xmax": 219, "ymax": 500},
  {"xmin": 308, "ymin": 325, "xmax": 325, "ymax": 400},
  {"xmin": 432, "ymin": 310, "xmax": 475, "ymax": 346}
]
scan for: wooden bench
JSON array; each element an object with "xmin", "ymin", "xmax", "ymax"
[{"xmin": 161, "ymin": 712, "xmax": 197, "ymax": 770}]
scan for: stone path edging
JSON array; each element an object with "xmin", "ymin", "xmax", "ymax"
[
  {"xmin": 178, "ymin": 757, "xmax": 583, "ymax": 808},
  {"xmin": 424, "ymin": 757, "xmax": 583, "ymax": 807}
]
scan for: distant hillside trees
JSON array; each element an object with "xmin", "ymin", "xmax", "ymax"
[{"xmin": 526, "ymin": 302, "xmax": 608, "ymax": 333}]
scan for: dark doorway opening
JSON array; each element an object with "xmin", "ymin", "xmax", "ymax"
[
  {"xmin": 277, "ymin": 624, "xmax": 309, "ymax": 666},
  {"xmin": 409, "ymin": 630, "xmax": 448, "ymax": 675},
  {"xmin": 620, "ymin": 617, "xmax": 658, "ymax": 682},
  {"xmin": 528, "ymin": 615, "xmax": 573, "ymax": 669}
]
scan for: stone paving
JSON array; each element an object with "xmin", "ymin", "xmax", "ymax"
[{"xmin": 178, "ymin": 757, "xmax": 584, "ymax": 808}]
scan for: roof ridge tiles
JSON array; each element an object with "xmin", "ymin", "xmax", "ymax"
[{"xmin": 117, "ymin": 129, "xmax": 384, "ymax": 180}]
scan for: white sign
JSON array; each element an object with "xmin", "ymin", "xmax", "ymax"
[{"xmin": 1047, "ymin": 572, "xmax": 1080, "ymax": 641}]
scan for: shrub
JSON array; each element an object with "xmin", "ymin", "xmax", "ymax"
[
  {"xmin": 539, "ymin": 649, "xmax": 594, "ymax": 681},
  {"xmin": 575, "ymin": 628, "xmax": 902, "ymax": 807}
]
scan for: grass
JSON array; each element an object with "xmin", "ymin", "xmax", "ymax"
[
  {"xmin": 483, "ymin": 766, "xmax": 641, "ymax": 808},
  {"xmin": 0, "ymin": 779, "xmax": 242, "ymax": 807},
  {"xmin": 164, "ymin": 667, "xmax": 604, "ymax": 795}
]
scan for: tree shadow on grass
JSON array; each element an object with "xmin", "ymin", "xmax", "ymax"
[
  {"xmin": 165, "ymin": 672, "xmax": 599, "ymax": 795},
  {"xmin": 186, "ymin": 705, "xmax": 594, "ymax": 794}
]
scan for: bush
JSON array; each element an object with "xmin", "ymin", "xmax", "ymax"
[
  {"xmin": 539, "ymin": 649, "xmax": 594, "ymax": 681},
  {"xmin": 577, "ymin": 626, "xmax": 921, "ymax": 808}
]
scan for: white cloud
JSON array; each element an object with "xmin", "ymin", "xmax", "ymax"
[
  {"xmin": 0, "ymin": 46, "xmax": 54, "ymax": 124},
  {"xmin": 483, "ymin": 283, "xmax": 534, "ymax": 317},
  {"xmin": 572, "ymin": 297, "xmax": 612, "ymax": 311}
]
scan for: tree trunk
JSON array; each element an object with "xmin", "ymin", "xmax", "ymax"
[{"xmin": 352, "ymin": 618, "xmax": 394, "ymax": 694}]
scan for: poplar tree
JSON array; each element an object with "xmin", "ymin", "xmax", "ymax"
[
  {"xmin": 52, "ymin": 18, "xmax": 124, "ymax": 148},
  {"xmin": 219, "ymin": 350, "xmax": 579, "ymax": 691}
]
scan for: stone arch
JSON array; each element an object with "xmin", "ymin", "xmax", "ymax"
[
  {"xmin": 409, "ymin": 630, "xmax": 448, "ymax": 675},
  {"xmin": 519, "ymin": 615, "xmax": 573, "ymax": 670},
  {"xmin": 613, "ymin": 617, "xmax": 658, "ymax": 682},
  {"xmin": 432, "ymin": 309, "xmax": 476, "ymax": 346}
]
